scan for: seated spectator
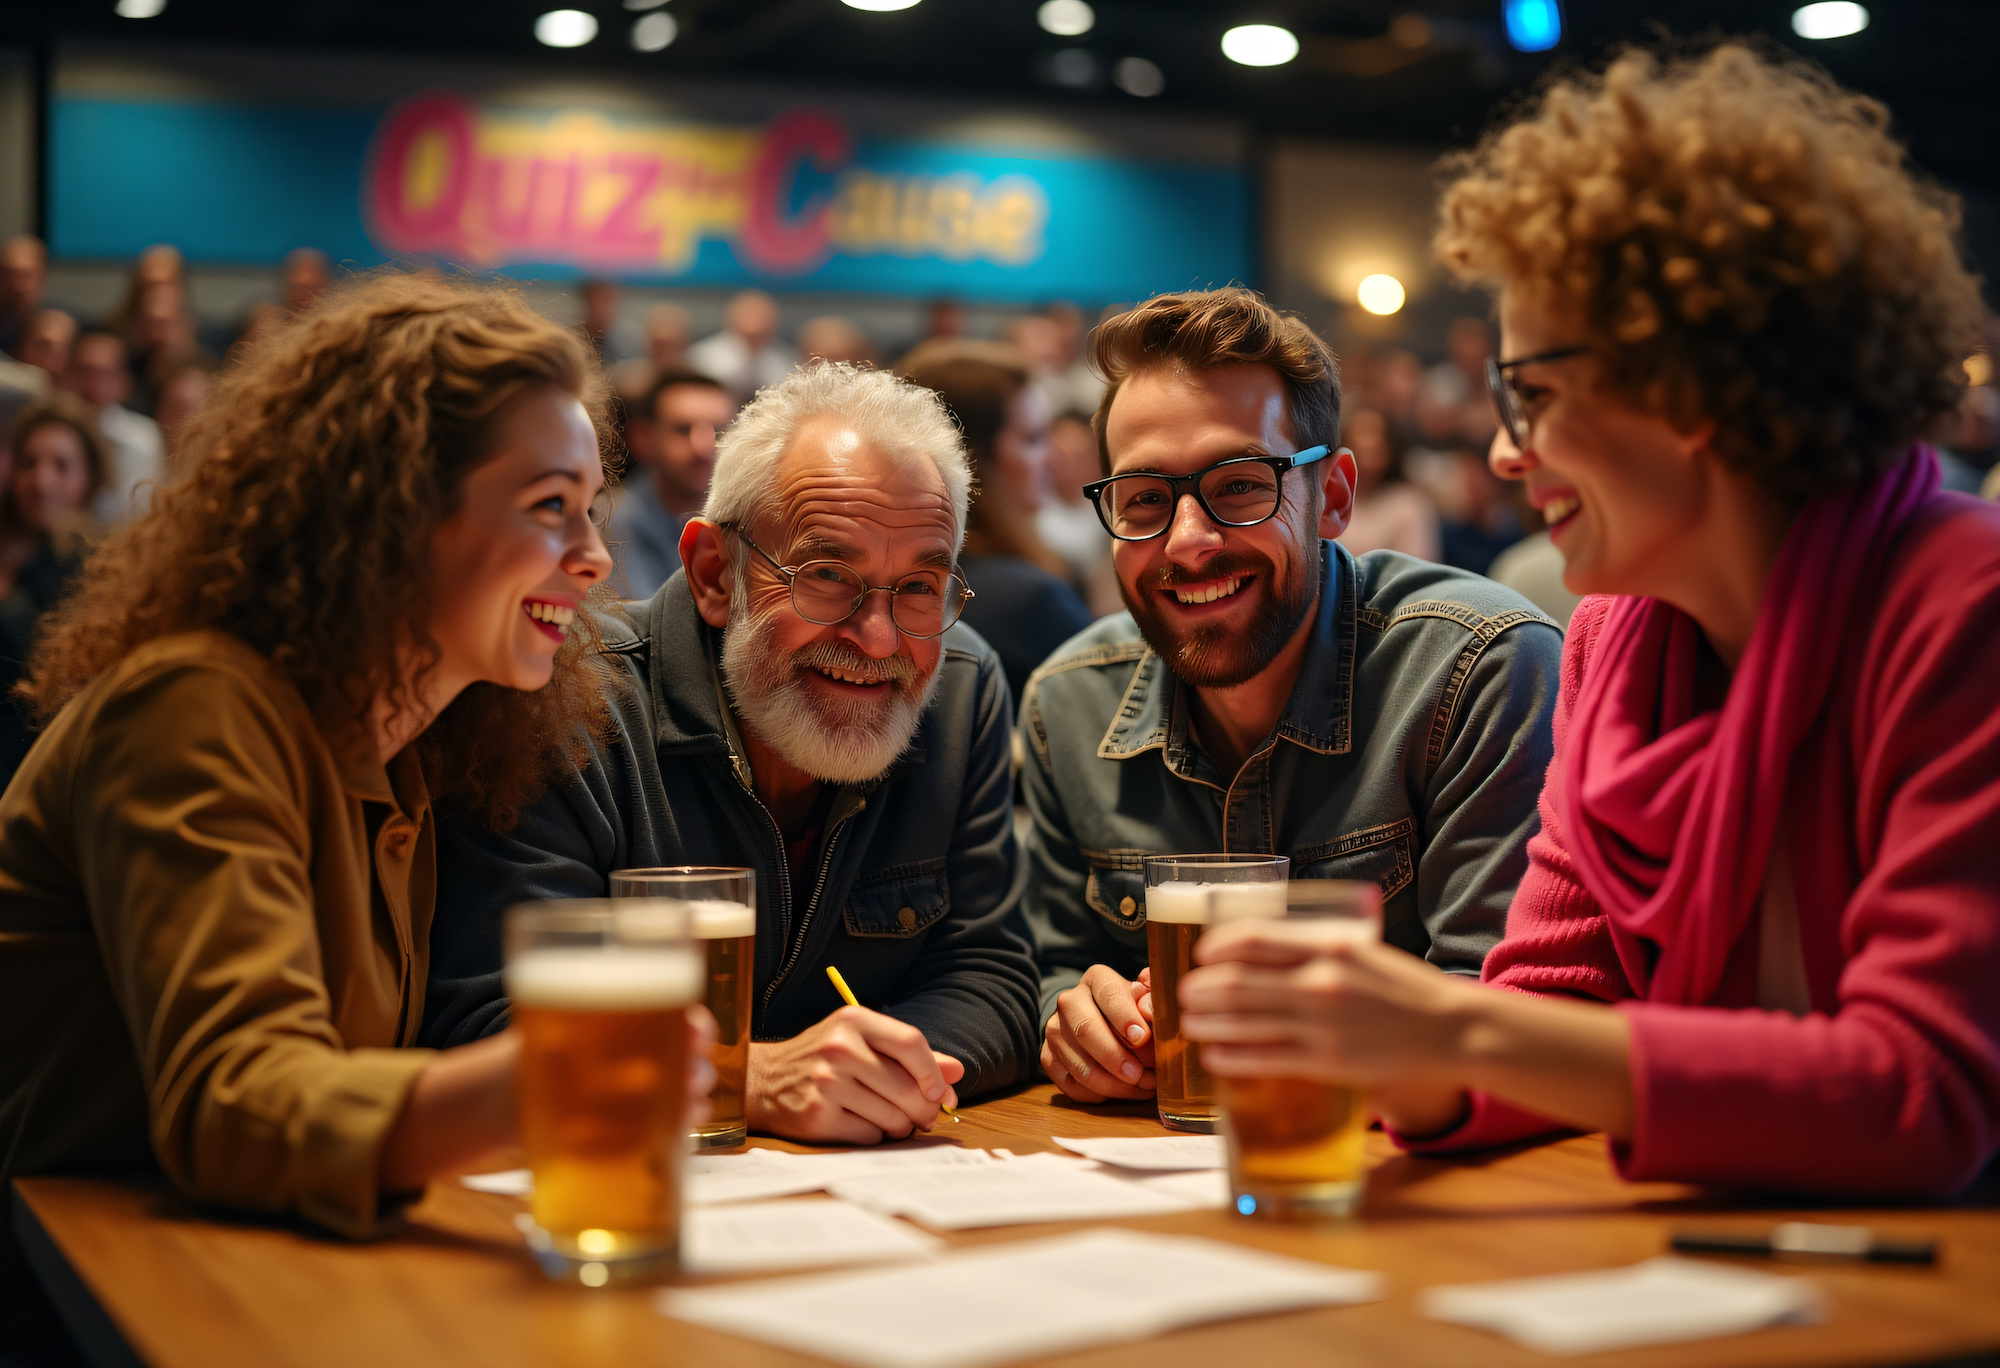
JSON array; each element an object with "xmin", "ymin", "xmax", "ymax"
[
  {"xmin": 689, "ymin": 289, "xmax": 798, "ymax": 404},
  {"xmin": 900, "ymin": 339, "xmax": 1092, "ymax": 705},
  {"xmin": 605, "ymin": 369, "xmax": 734, "ymax": 599},
  {"xmin": 62, "ymin": 330, "xmax": 162, "ymax": 525},
  {"xmin": 0, "ymin": 234, "xmax": 49, "ymax": 357},
  {"xmin": 0, "ymin": 394, "xmax": 106, "ymax": 781},
  {"xmin": 1336, "ymin": 406, "xmax": 1441, "ymax": 561},
  {"xmin": 0, "ymin": 276, "xmax": 680, "ymax": 1280},
  {"xmin": 13, "ymin": 309, "xmax": 77, "ymax": 380},
  {"xmin": 1180, "ymin": 45, "xmax": 2000, "ymax": 1199},
  {"xmin": 1036, "ymin": 409, "xmax": 1121, "ymax": 616},
  {"xmin": 128, "ymin": 281, "xmax": 218, "ymax": 416},
  {"xmin": 609, "ymin": 302, "xmax": 693, "ymax": 405},
  {"xmin": 151, "ymin": 363, "xmax": 213, "ymax": 470},
  {"xmin": 1024, "ymin": 287, "xmax": 1560, "ymax": 1107},
  {"xmin": 280, "ymin": 247, "xmax": 331, "ymax": 314},
  {"xmin": 800, "ymin": 315, "xmax": 875, "ymax": 367},
  {"xmin": 426, "ymin": 363, "xmax": 1041, "ymax": 1143}
]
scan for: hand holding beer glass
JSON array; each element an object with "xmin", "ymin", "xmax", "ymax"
[
  {"xmin": 1142, "ymin": 855, "xmax": 1288, "ymax": 1132},
  {"xmin": 1181, "ymin": 880, "xmax": 1383, "ymax": 1218},
  {"xmin": 506, "ymin": 900, "xmax": 703, "ymax": 1284},
  {"xmin": 610, "ymin": 867, "xmax": 756, "ymax": 1150}
]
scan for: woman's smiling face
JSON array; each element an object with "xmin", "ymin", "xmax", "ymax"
[
  {"xmin": 1491, "ymin": 293, "xmax": 1713, "ymax": 599},
  {"xmin": 424, "ymin": 387, "xmax": 613, "ymax": 696}
]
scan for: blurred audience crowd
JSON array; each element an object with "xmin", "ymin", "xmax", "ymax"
[{"xmin": 4, "ymin": 228, "xmax": 1997, "ymax": 780}]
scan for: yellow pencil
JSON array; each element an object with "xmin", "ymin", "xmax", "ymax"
[{"xmin": 826, "ymin": 964, "xmax": 959, "ymax": 1122}]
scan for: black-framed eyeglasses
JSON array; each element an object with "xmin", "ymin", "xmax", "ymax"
[
  {"xmin": 726, "ymin": 525, "xmax": 974, "ymax": 640},
  {"xmin": 1487, "ymin": 345, "xmax": 1592, "ymax": 450},
  {"xmin": 1080, "ymin": 445, "xmax": 1332, "ymax": 543}
]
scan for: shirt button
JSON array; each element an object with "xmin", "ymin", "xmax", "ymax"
[
  {"xmin": 897, "ymin": 907, "xmax": 918, "ymax": 931},
  {"xmin": 1119, "ymin": 896, "xmax": 1136, "ymax": 917}
]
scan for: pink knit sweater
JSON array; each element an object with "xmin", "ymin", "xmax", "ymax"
[{"xmin": 1404, "ymin": 492, "xmax": 2000, "ymax": 1197}]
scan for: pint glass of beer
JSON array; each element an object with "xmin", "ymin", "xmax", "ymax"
[
  {"xmin": 609, "ymin": 868, "xmax": 756, "ymax": 1150},
  {"xmin": 505, "ymin": 900, "xmax": 701, "ymax": 1284},
  {"xmin": 1141, "ymin": 854, "xmax": 1289, "ymax": 1132},
  {"xmin": 1220, "ymin": 879, "xmax": 1383, "ymax": 1219}
]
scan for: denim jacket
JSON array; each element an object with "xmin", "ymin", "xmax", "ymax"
[
  {"xmin": 422, "ymin": 574, "xmax": 1041, "ymax": 1100},
  {"xmin": 1021, "ymin": 542, "xmax": 1561, "ymax": 1024}
]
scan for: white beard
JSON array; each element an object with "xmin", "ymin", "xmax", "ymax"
[{"xmin": 718, "ymin": 584, "xmax": 940, "ymax": 786}]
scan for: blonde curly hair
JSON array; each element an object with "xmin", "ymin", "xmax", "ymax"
[
  {"xmin": 1436, "ymin": 42, "xmax": 1983, "ymax": 498},
  {"xmin": 21, "ymin": 271, "xmax": 616, "ymax": 826}
]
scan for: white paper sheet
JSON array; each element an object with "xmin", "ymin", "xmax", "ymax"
[
  {"xmin": 1422, "ymin": 1256, "xmax": 1827, "ymax": 1355},
  {"xmin": 1052, "ymin": 1134, "xmax": 1228, "ymax": 1170},
  {"xmin": 828, "ymin": 1151, "xmax": 1198, "ymax": 1230},
  {"xmin": 682, "ymin": 1198, "xmax": 942, "ymax": 1275},
  {"xmin": 660, "ymin": 1227, "xmax": 1384, "ymax": 1368},
  {"xmin": 691, "ymin": 1142, "xmax": 996, "ymax": 1206},
  {"xmin": 1118, "ymin": 1166, "xmax": 1234, "ymax": 1208},
  {"xmin": 459, "ymin": 1169, "xmax": 532, "ymax": 1196}
]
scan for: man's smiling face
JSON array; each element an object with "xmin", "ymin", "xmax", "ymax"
[{"xmin": 1103, "ymin": 363, "xmax": 1320, "ymax": 688}]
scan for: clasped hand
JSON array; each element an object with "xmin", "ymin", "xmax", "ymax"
[
  {"xmin": 1177, "ymin": 921, "xmax": 1475, "ymax": 1136},
  {"xmin": 1042, "ymin": 964, "xmax": 1159, "ymax": 1103},
  {"xmin": 747, "ymin": 1005, "xmax": 962, "ymax": 1144}
]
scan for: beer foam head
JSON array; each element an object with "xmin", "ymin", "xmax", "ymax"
[
  {"xmin": 686, "ymin": 899, "xmax": 756, "ymax": 940},
  {"xmin": 1209, "ymin": 882, "xmax": 1287, "ymax": 924},
  {"xmin": 1144, "ymin": 881, "xmax": 1212, "ymax": 924},
  {"xmin": 507, "ymin": 947, "xmax": 702, "ymax": 1010}
]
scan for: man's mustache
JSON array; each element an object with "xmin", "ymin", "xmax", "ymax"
[{"xmin": 791, "ymin": 641, "xmax": 918, "ymax": 686}]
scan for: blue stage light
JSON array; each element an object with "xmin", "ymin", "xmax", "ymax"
[{"xmin": 1504, "ymin": 0, "xmax": 1562, "ymax": 52}]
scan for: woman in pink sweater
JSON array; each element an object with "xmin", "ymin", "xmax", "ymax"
[{"xmin": 1178, "ymin": 44, "xmax": 2000, "ymax": 1198}]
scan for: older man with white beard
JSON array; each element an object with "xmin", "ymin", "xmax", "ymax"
[{"xmin": 426, "ymin": 364, "xmax": 1039, "ymax": 1143}]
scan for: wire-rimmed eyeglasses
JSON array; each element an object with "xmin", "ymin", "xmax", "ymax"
[
  {"xmin": 1080, "ymin": 445, "xmax": 1331, "ymax": 542},
  {"xmin": 1486, "ymin": 345, "xmax": 1592, "ymax": 450},
  {"xmin": 726, "ymin": 525, "xmax": 974, "ymax": 640}
]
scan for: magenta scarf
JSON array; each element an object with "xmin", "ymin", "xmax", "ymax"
[{"xmin": 1554, "ymin": 447, "xmax": 1941, "ymax": 1005}]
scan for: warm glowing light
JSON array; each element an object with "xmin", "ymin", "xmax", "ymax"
[
  {"xmin": 842, "ymin": 0, "xmax": 922, "ymax": 10},
  {"xmin": 1114, "ymin": 56, "xmax": 1165, "ymax": 97},
  {"xmin": 631, "ymin": 11, "xmax": 676, "ymax": 49},
  {"xmin": 1968, "ymin": 353, "xmax": 1994, "ymax": 388},
  {"xmin": 1792, "ymin": 2, "xmax": 1868, "ymax": 38},
  {"xmin": 1221, "ymin": 24, "xmax": 1299, "ymax": 67},
  {"xmin": 1038, "ymin": 0, "xmax": 1094, "ymax": 37},
  {"xmin": 115, "ymin": 0, "xmax": 166, "ymax": 15},
  {"xmin": 534, "ymin": 9, "xmax": 599, "ymax": 46},
  {"xmin": 1504, "ymin": 0, "xmax": 1562, "ymax": 52},
  {"xmin": 1357, "ymin": 274, "xmax": 1406, "ymax": 316}
]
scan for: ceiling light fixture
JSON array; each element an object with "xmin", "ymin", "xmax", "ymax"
[
  {"xmin": 1357, "ymin": 274, "xmax": 1406, "ymax": 316},
  {"xmin": 841, "ymin": 0, "xmax": 922, "ymax": 11},
  {"xmin": 114, "ymin": 0, "xmax": 166, "ymax": 16},
  {"xmin": 1221, "ymin": 24, "xmax": 1299, "ymax": 67},
  {"xmin": 1114, "ymin": 57, "xmax": 1165, "ymax": 97},
  {"xmin": 1503, "ymin": 0, "xmax": 1561, "ymax": 52},
  {"xmin": 632, "ymin": 11, "xmax": 677, "ymax": 49},
  {"xmin": 1791, "ymin": 2, "xmax": 1868, "ymax": 39},
  {"xmin": 622, "ymin": 0, "xmax": 667, "ymax": 9},
  {"xmin": 535, "ymin": 9, "xmax": 599, "ymax": 46},
  {"xmin": 1038, "ymin": 1, "xmax": 1094, "ymax": 37}
]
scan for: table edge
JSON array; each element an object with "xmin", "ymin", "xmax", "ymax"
[{"xmin": 12, "ymin": 1181, "xmax": 148, "ymax": 1368}]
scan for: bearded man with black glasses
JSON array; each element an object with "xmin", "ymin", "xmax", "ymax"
[
  {"xmin": 425, "ymin": 363, "xmax": 1040, "ymax": 1144},
  {"xmin": 1026, "ymin": 288, "xmax": 1563, "ymax": 1110}
]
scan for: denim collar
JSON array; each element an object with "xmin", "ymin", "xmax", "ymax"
[{"xmin": 1096, "ymin": 541, "xmax": 1354, "ymax": 772}]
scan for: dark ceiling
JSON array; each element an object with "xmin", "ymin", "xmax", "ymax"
[{"xmin": 7, "ymin": 0, "xmax": 1998, "ymax": 194}]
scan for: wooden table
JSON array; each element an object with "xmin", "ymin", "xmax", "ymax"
[{"xmin": 14, "ymin": 1085, "xmax": 2000, "ymax": 1368}]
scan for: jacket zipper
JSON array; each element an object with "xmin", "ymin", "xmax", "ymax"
[
  {"xmin": 725, "ymin": 750, "xmax": 869, "ymax": 1014},
  {"xmin": 761, "ymin": 797, "xmax": 865, "ymax": 1011}
]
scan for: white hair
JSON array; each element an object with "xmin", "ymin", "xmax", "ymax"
[{"xmin": 703, "ymin": 361, "xmax": 972, "ymax": 549}]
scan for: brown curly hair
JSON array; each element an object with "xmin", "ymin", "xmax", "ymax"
[
  {"xmin": 1435, "ymin": 42, "xmax": 1984, "ymax": 499},
  {"xmin": 1091, "ymin": 287, "xmax": 1340, "ymax": 477},
  {"xmin": 22, "ymin": 271, "xmax": 617, "ymax": 826}
]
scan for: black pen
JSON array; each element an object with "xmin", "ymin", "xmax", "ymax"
[{"xmin": 1672, "ymin": 1222, "xmax": 1936, "ymax": 1265}]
